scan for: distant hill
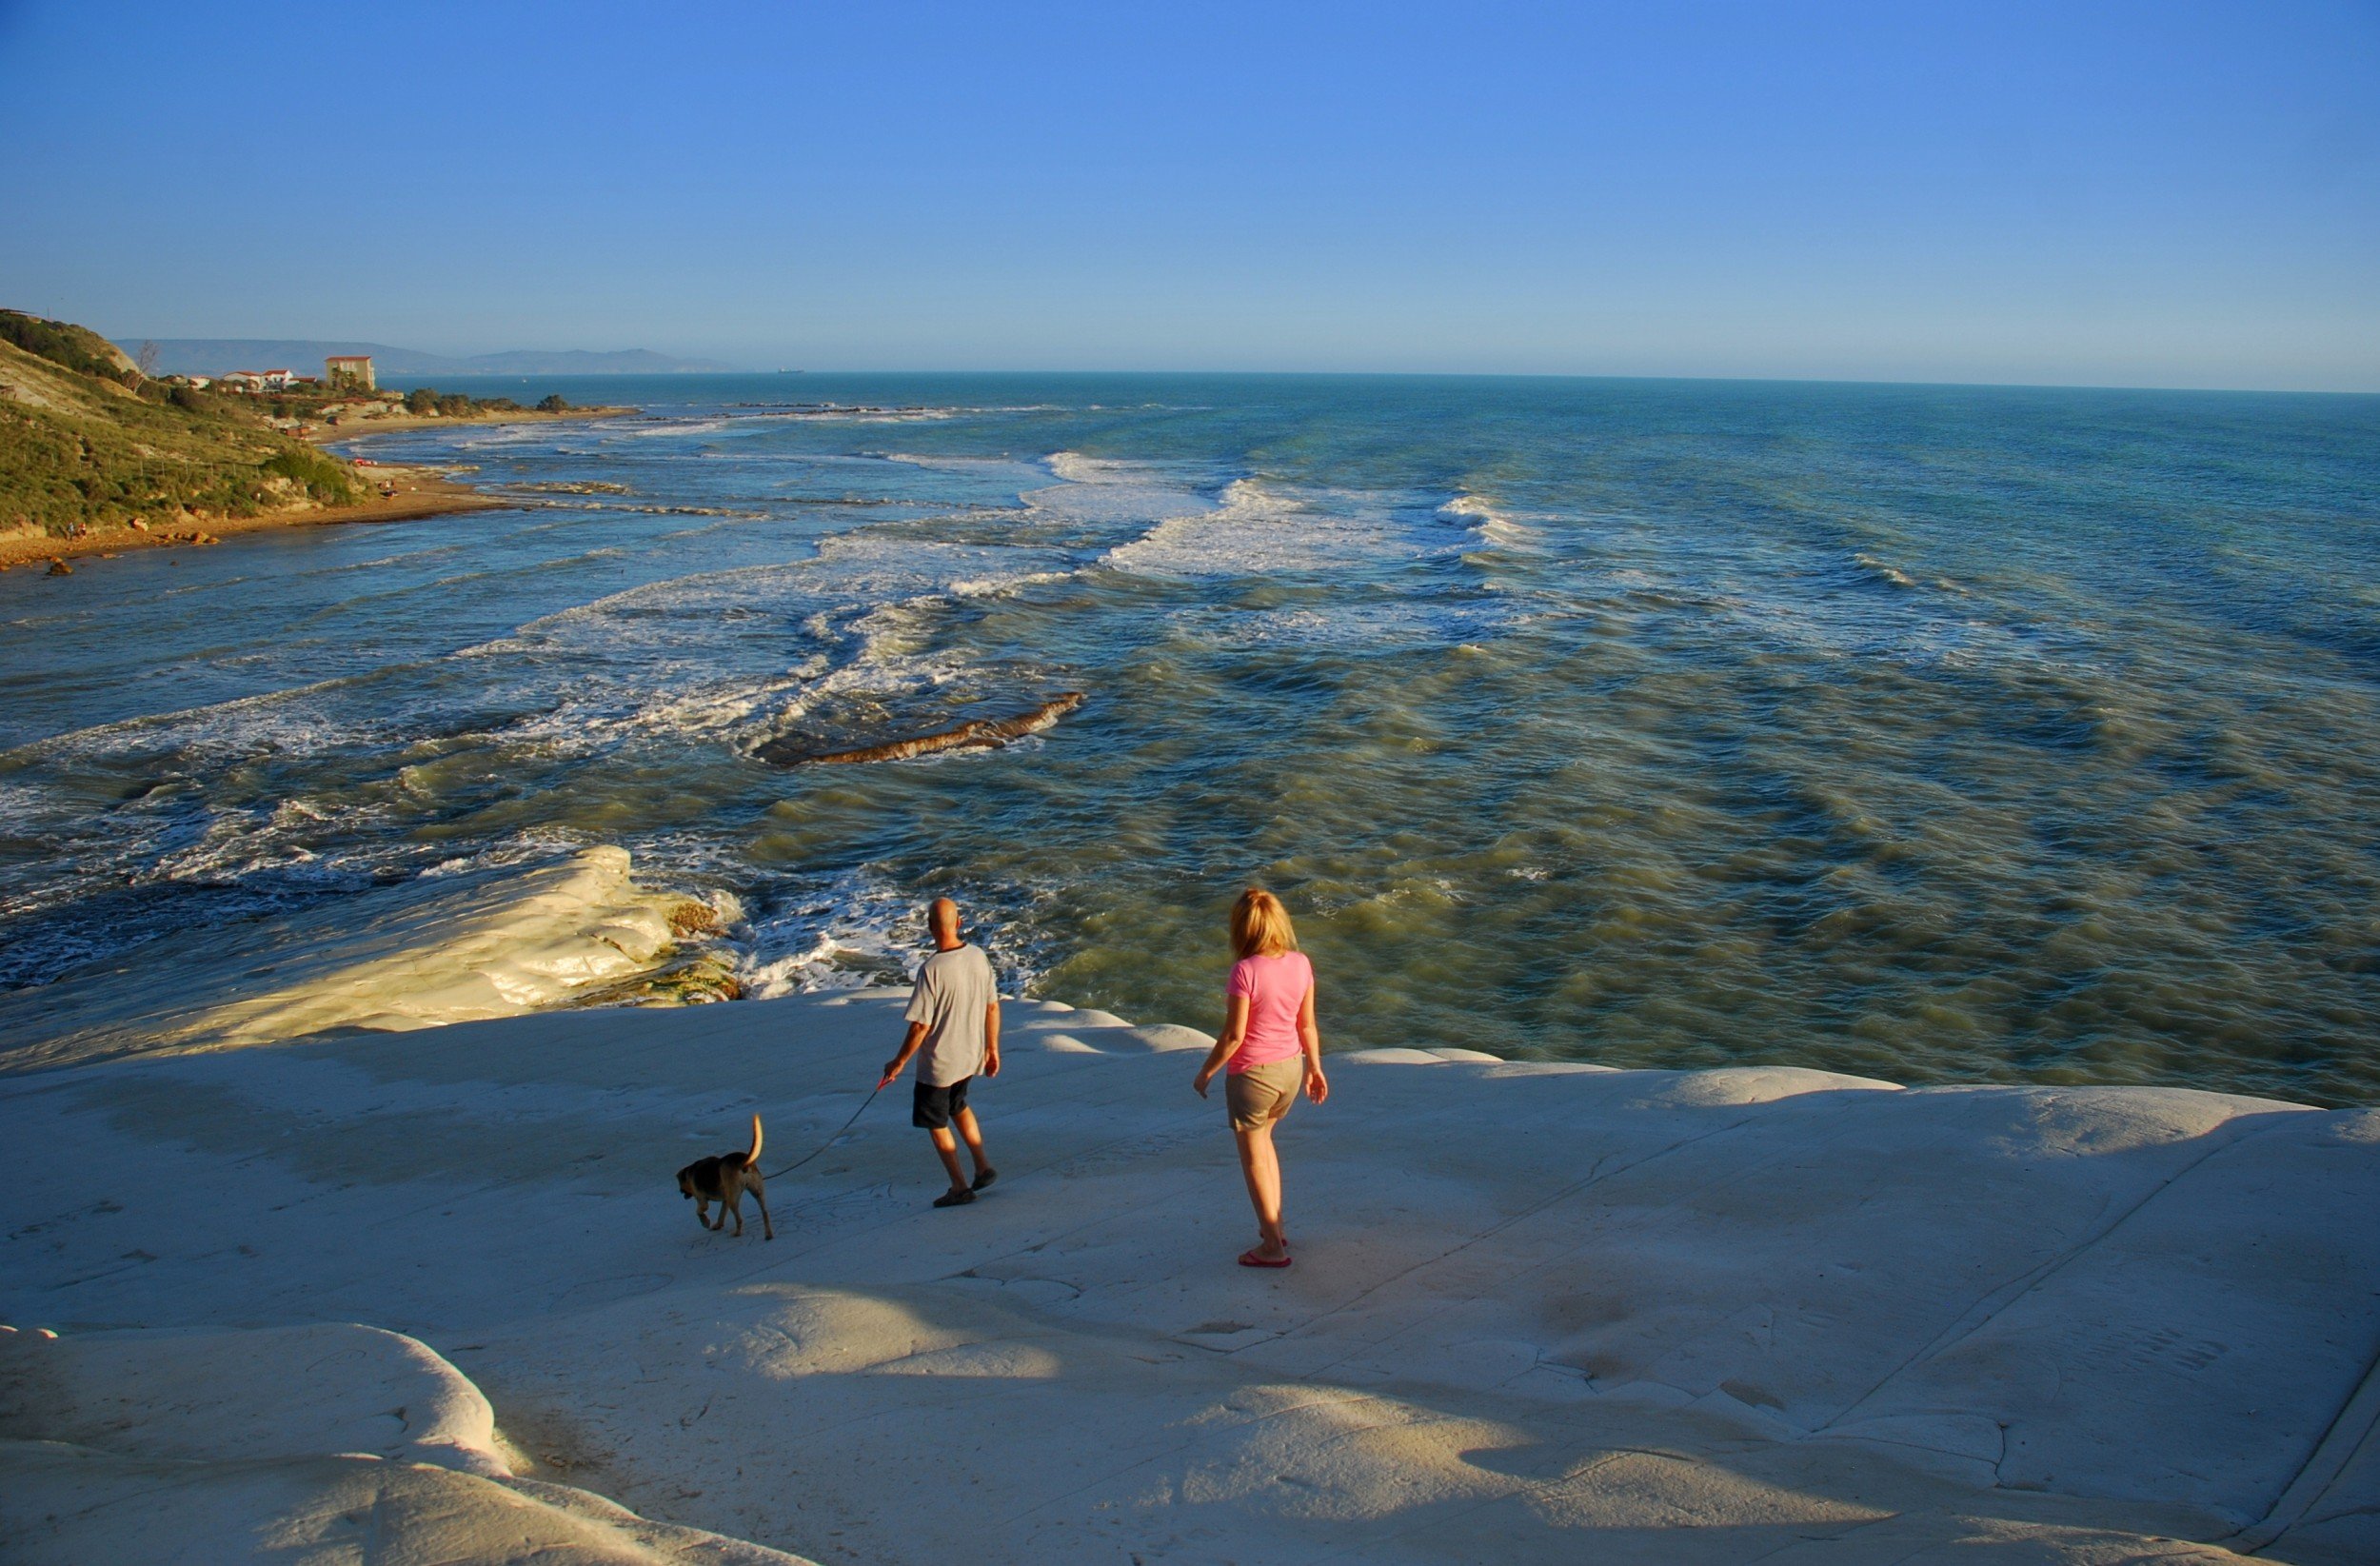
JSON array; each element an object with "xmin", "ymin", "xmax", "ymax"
[
  {"xmin": 3, "ymin": 311, "xmax": 358, "ymax": 541},
  {"xmin": 114, "ymin": 339, "xmax": 742, "ymax": 378}
]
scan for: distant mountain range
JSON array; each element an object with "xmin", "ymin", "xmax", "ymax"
[{"xmin": 112, "ymin": 339, "xmax": 743, "ymax": 378}]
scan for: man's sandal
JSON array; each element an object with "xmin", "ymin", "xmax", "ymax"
[{"xmin": 1239, "ymin": 1248, "xmax": 1292, "ymax": 1269}]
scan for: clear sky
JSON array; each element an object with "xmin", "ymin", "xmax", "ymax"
[{"xmin": 2, "ymin": 1, "xmax": 2374, "ymax": 389}]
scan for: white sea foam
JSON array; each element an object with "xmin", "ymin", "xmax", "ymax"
[
  {"xmin": 550, "ymin": 530, "xmax": 1076, "ymax": 759},
  {"xmin": 1101, "ymin": 477, "xmax": 1443, "ymax": 581},
  {"xmin": 6, "ymin": 431, "xmax": 1521, "ymax": 1014},
  {"xmin": 736, "ymin": 866, "xmax": 1043, "ymax": 999},
  {"xmin": 734, "ymin": 869, "xmax": 933, "ymax": 997},
  {"xmin": 11, "ymin": 497, "xmax": 1096, "ymax": 783}
]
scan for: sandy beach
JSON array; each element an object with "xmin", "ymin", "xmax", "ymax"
[{"xmin": 1, "ymin": 853, "xmax": 2373, "ymax": 1566}]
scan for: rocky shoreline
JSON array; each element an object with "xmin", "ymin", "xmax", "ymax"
[{"xmin": 0, "ymin": 847, "xmax": 739, "ymax": 1076}]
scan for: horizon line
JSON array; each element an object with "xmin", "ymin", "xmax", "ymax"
[{"xmin": 400, "ymin": 364, "xmax": 2380, "ymax": 398}]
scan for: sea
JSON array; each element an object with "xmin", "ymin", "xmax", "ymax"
[{"xmin": 2, "ymin": 374, "xmax": 2374, "ymax": 1103}]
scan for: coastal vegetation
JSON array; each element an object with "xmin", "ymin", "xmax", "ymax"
[
  {"xmin": 0, "ymin": 310, "xmax": 600, "ymax": 557},
  {"xmin": 249, "ymin": 380, "xmax": 589, "ymax": 433},
  {"xmin": 0, "ymin": 310, "xmax": 149, "ymax": 388},
  {"xmin": 0, "ymin": 309, "xmax": 363, "ymax": 542},
  {"xmin": 390, "ymin": 385, "xmax": 570, "ymax": 418}
]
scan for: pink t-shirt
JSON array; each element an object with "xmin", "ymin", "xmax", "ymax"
[{"xmin": 1225, "ymin": 951, "xmax": 1313, "ymax": 1072}]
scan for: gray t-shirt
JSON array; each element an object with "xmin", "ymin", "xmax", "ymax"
[{"xmin": 904, "ymin": 942, "xmax": 999, "ymax": 1086}]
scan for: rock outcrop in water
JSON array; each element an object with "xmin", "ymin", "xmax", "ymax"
[
  {"xmin": 756, "ymin": 691, "xmax": 1085, "ymax": 766},
  {"xmin": 0, "ymin": 847, "xmax": 724, "ymax": 1074}
]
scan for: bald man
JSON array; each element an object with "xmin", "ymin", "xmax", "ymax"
[{"xmin": 880, "ymin": 898, "xmax": 1002, "ymax": 1207}]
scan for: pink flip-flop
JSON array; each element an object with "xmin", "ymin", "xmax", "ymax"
[{"xmin": 1239, "ymin": 1248, "xmax": 1293, "ymax": 1269}]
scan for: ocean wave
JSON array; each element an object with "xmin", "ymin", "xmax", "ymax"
[
  {"xmin": 531, "ymin": 503, "xmax": 771, "ymax": 520},
  {"xmin": 1046, "ymin": 450, "xmax": 1142, "ymax": 484},
  {"xmin": 617, "ymin": 415, "xmax": 739, "ymax": 438},
  {"xmin": 948, "ymin": 568, "xmax": 1074, "ymax": 600},
  {"xmin": 1852, "ymin": 551, "xmax": 1921, "ymax": 590},
  {"xmin": 881, "ymin": 452, "xmax": 1046, "ymax": 473},
  {"xmin": 491, "ymin": 666, "xmax": 831, "ymax": 756},
  {"xmin": 0, "ymin": 664, "xmax": 430, "ymax": 769},
  {"xmin": 1019, "ymin": 451, "xmax": 1219, "ymax": 534},
  {"xmin": 1439, "ymin": 492, "xmax": 1539, "ymax": 549},
  {"xmin": 754, "ymin": 403, "xmax": 1063, "ymax": 425},
  {"xmin": 804, "ymin": 530, "xmax": 1081, "ymax": 603},
  {"xmin": 1214, "ymin": 594, "xmax": 1519, "ymax": 649}
]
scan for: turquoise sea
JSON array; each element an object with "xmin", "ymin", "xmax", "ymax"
[{"xmin": 2, "ymin": 375, "xmax": 2374, "ymax": 1102}]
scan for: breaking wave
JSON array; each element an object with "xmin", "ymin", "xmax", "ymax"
[{"xmin": 1439, "ymin": 492, "xmax": 1538, "ymax": 549}]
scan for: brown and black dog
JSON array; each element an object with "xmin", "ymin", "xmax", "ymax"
[{"xmin": 677, "ymin": 1113, "xmax": 773, "ymax": 1240}]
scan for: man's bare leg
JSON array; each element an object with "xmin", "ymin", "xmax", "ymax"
[
  {"xmin": 953, "ymin": 1106, "xmax": 996, "ymax": 1186},
  {"xmin": 928, "ymin": 1126, "xmax": 970, "ymax": 1197},
  {"xmin": 1235, "ymin": 1124, "xmax": 1288, "ymax": 1259}
]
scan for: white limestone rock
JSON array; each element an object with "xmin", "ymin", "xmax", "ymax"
[{"xmin": 0, "ymin": 989, "xmax": 2370, "ymax": 1565}]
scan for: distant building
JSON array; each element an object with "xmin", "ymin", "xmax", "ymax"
[
  {"xmin": 223, "ymin": 368, "xmax": 300, "ymax": 392},
  {"xmin": 326, "ymin": 354, "xmax": 375, "ymax": 390}
]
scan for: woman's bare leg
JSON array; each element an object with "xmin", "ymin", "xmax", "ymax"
[{"xmin": 1234, "ymin": 1124, "xmax": 1288, "ymax": 1259}]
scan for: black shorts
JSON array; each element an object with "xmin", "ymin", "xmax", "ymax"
[{"xmin": 912, "ymin": 1075, "xmax": 973, "ymax": 1130}]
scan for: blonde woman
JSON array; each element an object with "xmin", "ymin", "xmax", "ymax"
[{"xmin": 1193, "ymin": 887, "xmax": 1329, "ymax": 1268}]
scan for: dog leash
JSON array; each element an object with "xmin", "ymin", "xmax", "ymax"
[{"xmin": 763, "ymin": 1079, "xmax": 889, "ymax": 1180}]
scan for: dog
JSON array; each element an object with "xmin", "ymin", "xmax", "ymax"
[{"xmin": 677, "ymin": 1113, "xmax": 773, "ymax": 1240}]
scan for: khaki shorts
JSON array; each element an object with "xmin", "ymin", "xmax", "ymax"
[{"xmin": 1226, "ymin": 1057, "xmax": 1303, "ymax": 1131}]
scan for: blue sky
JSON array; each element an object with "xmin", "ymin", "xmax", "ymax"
[{"xmin": 2, "ymin": 2, "xmax": 2374, "ymax": 388}]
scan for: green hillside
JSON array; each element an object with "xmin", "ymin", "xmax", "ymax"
[{"xmin": 0, "ymin": 309, "xmax": 360, "ymax": 542}]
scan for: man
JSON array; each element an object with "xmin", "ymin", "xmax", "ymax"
[{"xmin": 880, "ymin": 897, "xmax": 1002, "ymax": 1207}]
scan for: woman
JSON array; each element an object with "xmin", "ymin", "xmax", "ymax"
[{"xmin": 1193, "ymin": 887, "xmax": 1329, "ymax": 1268}]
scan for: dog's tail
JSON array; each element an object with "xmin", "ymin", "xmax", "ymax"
[{"xmin": 745, "ymin": 1112, "xmax": 764, "ymax": 1167}]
